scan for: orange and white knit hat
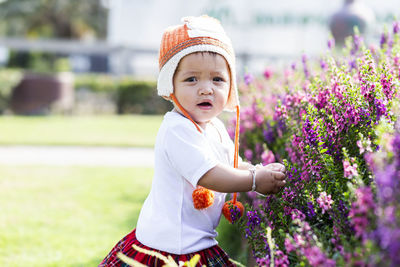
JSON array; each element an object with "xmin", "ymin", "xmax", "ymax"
[{"xmin": 157, "ymin": 15, "xmax": 239, "ymax": 111}]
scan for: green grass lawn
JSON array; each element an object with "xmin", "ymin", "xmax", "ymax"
[
  {"xmin": 0, "ymin": 115, "xmax": 163, "ymax": 147},
  {"xmin": 0, "ymin": 165, "xmax": 247, "ymax": 267},
  {"xmin": 0, "ymin": 165, "xmax": 152, "ymax": 267}
]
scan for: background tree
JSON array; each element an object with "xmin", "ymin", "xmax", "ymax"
[{"xmin": 0, "ymin": 0, "xmax": 108, "ymax": 39}]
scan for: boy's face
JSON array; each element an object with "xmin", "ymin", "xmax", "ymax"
[{"xmin": 173, "ymin": 52, "xmax": 231, "ymax": 129}]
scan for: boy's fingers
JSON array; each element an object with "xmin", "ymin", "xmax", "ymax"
[
  {"xmin": 277, "ymin": 180, "xmax": 286, "ymax": 187},
  {"xmin": 266, "ymin": 163, "xmax": 286, "ymax": 173},
  {"xmin": 275, "ymin": 163, "xmax": 286, "ymax": 172},
  {"xmin": 272, "ymin": 171, "xmax": 286, "ymax": 180}
]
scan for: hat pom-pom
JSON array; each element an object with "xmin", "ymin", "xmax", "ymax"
[
  {"xmin": 222, "ymin": 200, "xmax": 244, "ymax": 223},
  {"xmin": 192, "ymin": 186, "xmax": 214, "ymax": 209}
]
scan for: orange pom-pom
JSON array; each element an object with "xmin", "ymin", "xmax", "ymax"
[
  {"xmin": 192, "ymin": 186, "xmax": 214, "ymax": 209},
  {"xmin": 222, "ymin": 200, "xmax": 244, "ymax": 223}
]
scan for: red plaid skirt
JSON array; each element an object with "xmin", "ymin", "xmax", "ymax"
[{"xmin": 99, "ymin": 229, "xmax": 236, "ymax": 267}]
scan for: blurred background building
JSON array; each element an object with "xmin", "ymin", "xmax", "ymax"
[
  {"xmin": 0, "ymin": 0, "xmax": 398, "ymax": 78},
  {"xmin": 106, "ymin": 0, "xmax": 394, "ymax": 77}
]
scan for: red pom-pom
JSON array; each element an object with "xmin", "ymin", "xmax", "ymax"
[
  {"xmin": 192, "ymin": 186, "xmax": 214, "ymax": 209},
  {"xmin": 222, "ymin": 200, "xmax": 244, "ymax": 223}
]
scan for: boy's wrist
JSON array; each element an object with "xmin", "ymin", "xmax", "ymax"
[{"xmin": 249, "ymin": 166, "xmax": 257, "ymax": 191}]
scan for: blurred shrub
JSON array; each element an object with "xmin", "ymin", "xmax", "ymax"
[
  {"xmin": 74, "ymin": 74, "xmax": 172, "ymax": 114},
  {"xmin": 116, "ymin": 78, "xmax": 172, "ymax": 114},
  {"xmin": 7, "ymin": 50, "xmax": 70, "ymax": 73},
  {"xmin": 0, "ymin": 68, "xmax": 23, "ymax": 113},
  {"xmin": 75, "ymin": 73, "xmax": 118, "ymax": 93}
]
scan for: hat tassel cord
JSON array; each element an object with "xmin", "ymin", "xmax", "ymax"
[{"xmin": 222, "ymin": 105, "xmax": 244, "ymax": 223}]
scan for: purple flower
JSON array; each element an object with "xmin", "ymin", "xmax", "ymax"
[
  {"xmin": 393, "ymin": 21, "xmax": 400, "ymax": 34},
  {"xmin": 229, "ymin": 204, "xmax": 242, "ymax": 223},
  {"xmin": 302, "ymin": 54, "xmax": 310, "ymax": 78},
  {"xmin": 380, "ymin": 32, "xmax": 388, "ymax": 48},
  {"xmin": 244, "ymin": 149, "xmax": 253, "ymax": 161},
  {"xmin": 348, "ymin": 59, "xmax": 357, "ymax": 70},
  {"xmin": 263, "ymin": 127, "xmax": 275, "ymax": 144},
  {"xmin": 247, "ymin": 210, "xmax": 261, "ymax": 227},
  {"xmin": 381, "ymin": 74, "xmax": 395, "ymax": 100},
  {"xmin": 320, "ymin": 58, "xmax": 328, "ymax": 71},
  {"xmin": 285, "ymin": 237, "xmax": 295, "ymax": 253},
  {"xmin": 256, "ymin": 256, "xmax": 270, "ymax": 267},
  {"xmin": 303, "ymin": 246, "xmax": 335, "ymax": 267},
  {"xmin": 349, "ymin": 187, "xmax": 375, "ymax": 239},
  {"xmin": 327, "ymin": 38, "xmax": 335, "ymax": 50},
  {"xmin": 374, "ymin": 98, "xmax": 387, "ymax": 121},
  {"xmin": 302, "ymin": 117, "xmax": 319, "ymax": 146},
  {"xmin": 275, "ymin": 250, "xmax": 289, "ymax": 267},
  {"xmin": 245, "ymin": 210, "xmax": 260, "ymax": 237},
  {"xmin": 244, "ymin": 73, "xmax": 254, "ymax": 85},
  {"xmin": 306, "ymin": 201, "xmax": 316, "ymax": 218},
  {"xmin": 351, "ymin": 34, "xmax": 362, "ymax": 55},
  {"xmin": 392, "ymin": 134, "xmax": 400, "ymax": 157}
]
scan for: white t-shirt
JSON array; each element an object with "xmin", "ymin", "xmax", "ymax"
[{"xmin": 136, "ymin": 111, "xmax": 235, "ymax": 254}]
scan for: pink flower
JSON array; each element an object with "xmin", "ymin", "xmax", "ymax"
[
  {"xmin": 275, "ymin": 250, "xmax": 289, "ymax": 267},
  {"xmin": 304, "ymin": 246, "xmax": 335, "ymax": 267},
  {"xmin": 357, "ymin": 139, "xmax": 372, "ymax": 154},
  {"xmin": 285, "ymin": 237, "xmax": 296, "ymax": 253},
  {"xmin": 356, "ymin": 140, "xmax": 364, "ymax": 154},
  {"xmin": 349, "ymin": 187, "xmax": 375, "ymax": 239},
  {"xmin": 294, "ymin": 233, "xmax": 306, "ymax": 247},
  {"xmin": 254, "ymin": 114, "xmax": 264, "ymax": 126},
  {"xmin": 316, "ymin": 192, "xmax": 333, "ymax": 213},
  {"xmin": 263, "ymin": 68, "xmax": 273, "ymax": 80},
  {"xmin": 261, "ymin": 150, "xmax": 275, "ymax": 165},
  {"xmin": 343, "ymin": 159, "xmax": 358, "ymax": 179}
]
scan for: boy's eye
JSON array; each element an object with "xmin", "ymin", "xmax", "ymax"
[
  {"xmin": 213, "ymin": 76, "xmax": 225, "ymax": 82},
  {"xmin": 184, "ymin": 77, "xmax": 197, "ymax": 82}
]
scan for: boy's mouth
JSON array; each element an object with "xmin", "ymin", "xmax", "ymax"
[
  {"xmin": 198, "ymin": 102, "xmax": 212, "ymax": 106},
  {"xmin": 197, "ymin": 100, "xmax": 213, "ymax": 109}
]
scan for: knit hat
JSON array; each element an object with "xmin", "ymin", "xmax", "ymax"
[{"xmin": 157, "ymin": 15, "xmax": 239, "ymax": 111}]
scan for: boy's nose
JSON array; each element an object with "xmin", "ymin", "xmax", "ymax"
[{"xmin": 198, "ymin": 82, "xmax": 213, "ymax": 95}]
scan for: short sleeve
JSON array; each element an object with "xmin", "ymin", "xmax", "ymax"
[{"xmin": 164, "ymin": 124, "xmax": 219, "ymax": 187}]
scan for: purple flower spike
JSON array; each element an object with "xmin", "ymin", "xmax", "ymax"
[
  {"xmin": 393, "ymin": 21, "xmax": 400, "ymax": 34},
  {"xmin": 328, "ymin": 38, "xmax": 335, "ymax": 50},
  {"xmin": 244, "ymin": 73, "xmax": 254, "ymax": 85},
  {"xmin": 380, "ymin": 32, "xmax": 388, "ymax": 48},
  {"xmin": 320, "ymin": 58, "xmax": 328, "ymax": 71}
]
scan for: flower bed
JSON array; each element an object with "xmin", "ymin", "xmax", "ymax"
[{"xmin": 230, "ymin": 22, "xmax": 400, "ymax": 266}]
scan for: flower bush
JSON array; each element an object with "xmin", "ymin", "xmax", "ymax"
[{"xmin": 230, "ymin": 22, "xmax": 400, "ymax": 266}]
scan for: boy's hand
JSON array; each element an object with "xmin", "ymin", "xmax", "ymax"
[
  {"xmin": 255, "ymin": 166, "xmax": 286, "ymax": 195},
  {"xmin": 263, "ymin": 162, "xmax": 286, "ymax": 173}
]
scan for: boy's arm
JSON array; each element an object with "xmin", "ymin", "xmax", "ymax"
[
  {"xmin": 238, "ymin": 161, "xmax": 253, "ymax": 170},
  {"xmin": 198, "ymin": 163, "xmax": 286, "ymax": 194}
]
